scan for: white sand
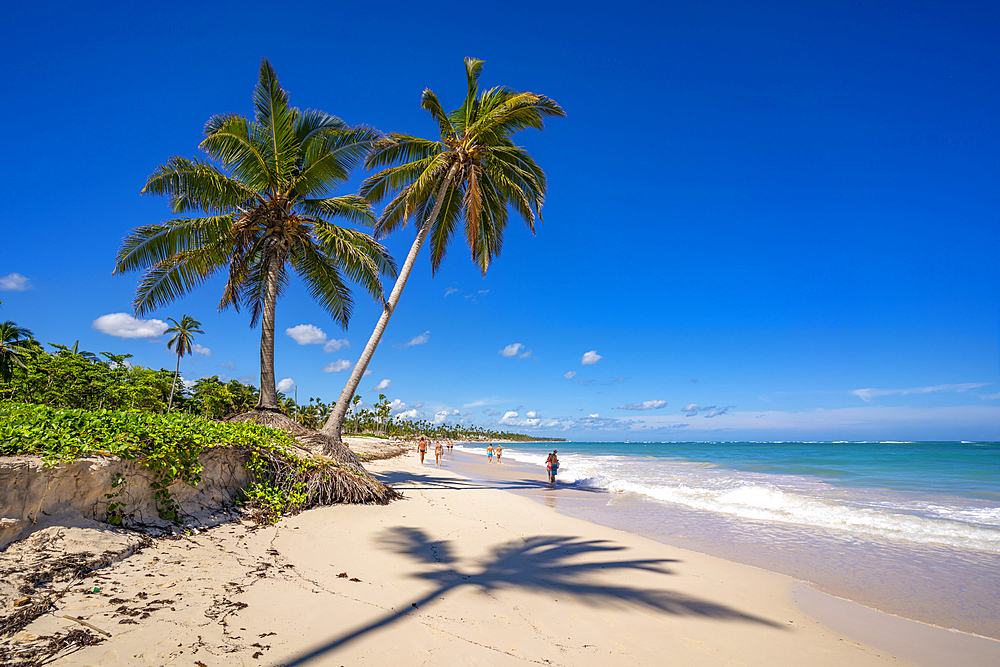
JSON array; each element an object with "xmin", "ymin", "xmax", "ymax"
[{"xmin": 6, "ymin": 451, "xmax": 999, "ymax": 666}]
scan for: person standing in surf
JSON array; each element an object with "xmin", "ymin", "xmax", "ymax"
[
  {"xmin": 487, "ymin": 444, "xmax": 495, "ymax": 463},
  {"xmin": 546, "ymin": 450, "xmax": 559, "ymax": 484},
  {"xmin": 496, "ymin": 445, "xmax": 503, "ymax": 463}
]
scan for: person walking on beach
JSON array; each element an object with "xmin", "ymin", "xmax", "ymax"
[
  {"xmin": 487, "ymin": 444, "xmax": 495, "ymax": 463},
  {"xmin": 495, "ymin": 445, "xmax": 503, "ymax": 463},
  {"xmin": 546, "ymin": 450, "xmax": 559, "ymax": 484},
  {"xmin": 417, "ymin": 437, "xmax": 428, "ymax": 465},
  {"xmin": 435, "ymin": 441, "xmax": 444, "ymax": 468}
]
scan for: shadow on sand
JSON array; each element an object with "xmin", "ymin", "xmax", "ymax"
[{"xmin": 276, "ymin": 526, "xmax": 784, "ymax": 666}]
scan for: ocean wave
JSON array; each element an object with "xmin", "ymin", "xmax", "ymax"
[{"xmin": 454, "ymin": 444, "xmax": 1000, "ymax": 553}]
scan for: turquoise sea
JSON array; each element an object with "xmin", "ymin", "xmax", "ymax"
[{"xmin": 454, "ymin": 440, "xmax": 1000, "ymax": 638}]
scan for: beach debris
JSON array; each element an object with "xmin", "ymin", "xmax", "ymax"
[
  {"xmin": 337, "ymin": 572, "xmax": 348, "ymax": 578},
  {"xmin": 0, "ymin": 628, "xmax": 104, "ymax": 666},
  {"xmin": 58, "ymin": 614, "xmax": 111, "ymax": 637}
]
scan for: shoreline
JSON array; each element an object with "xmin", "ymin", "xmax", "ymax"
[
  {"xmin": 3, "ymin": 449, "xmax": 998, "ymax": 665},
  {"xmin": 438, "ymin": 448, "xmax": 1000, "ymax": 665}
]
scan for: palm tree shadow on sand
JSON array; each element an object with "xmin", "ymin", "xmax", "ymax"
[{"xmin": 277, "ymin": 527, "xmax": 784, "ymax": 666}]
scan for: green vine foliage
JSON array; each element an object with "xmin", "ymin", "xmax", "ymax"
[{"xmin": 0, "ymin": 401, "xmax": 313, "ymax": 525}]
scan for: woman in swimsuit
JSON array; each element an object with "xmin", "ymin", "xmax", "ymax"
[
  {"xmin": 495, "ymin": 445, "xmax": 503, "ymax": 463},
  {"xmin": 545, "ymin": 450, "xmax": 559, "ymax": 484},
  {"xmin": 434, "ymin": 441, "xmax": 444, "ymax": 468}
]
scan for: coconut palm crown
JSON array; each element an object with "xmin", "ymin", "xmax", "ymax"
[
  {"xmin": 320, "ymin": 58, "xmax": 563, "ymax": 443},
  {"xmin": 164, "ymin": 314, "xmax": 204, "ymax": 411},
  {"xmin": 115, "ymin": 59, "xmax": 397, "ymax": 410}
]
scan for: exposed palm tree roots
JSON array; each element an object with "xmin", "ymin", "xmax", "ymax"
[{"xmin": 227, "ymin": 411, "xmax": 402, "ymax": 513}]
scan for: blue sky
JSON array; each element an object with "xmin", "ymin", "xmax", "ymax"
[{"xmin": 2, "ymin": 0, "xmax": 997, "ymax": 441}]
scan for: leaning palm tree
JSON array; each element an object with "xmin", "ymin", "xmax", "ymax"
[
  {"xmin": 163, "ymin": 314, "xmax": 204, "ymax": 410},
  {"xmin": 115, "ymin": 59, "xmax": 396, "ymax": 411},
  {"xmin": 0, "ymin": 321, "xmax": 34, "ymax": 383},
  {"xmin": 321, "ymin": 58, "xmax": 563, "ymax": 445}
]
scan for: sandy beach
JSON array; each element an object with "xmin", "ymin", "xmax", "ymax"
[{"xmin": 5, "ymin": 447, "xmax": 999, "ymax": 667}]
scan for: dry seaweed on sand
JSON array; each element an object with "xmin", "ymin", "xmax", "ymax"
[{"xmin": 0, "ymin": 628, "xmax": 105, "ymax": 667}]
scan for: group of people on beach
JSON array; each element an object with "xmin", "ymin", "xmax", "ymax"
[
  {"xmin": 415, "ymin": 437, "xmax": 452, "ymax": 468},
  {"xmin": 414, "ymin": 438, "xmax": 560, "ymax": 485}
]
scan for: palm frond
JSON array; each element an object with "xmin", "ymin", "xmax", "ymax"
[
  {"xmin": 293, "ymin": 125, "xmax": 381, "ymax": 197},
  {"xmin": 364, "ymin": 134, "xmax": 444, "ymax": 170},
  {"xmin": 420, "ymin": 90, "xmax": 455, "ymax": 140},
  {"xmin": 141, "ymin": 158, "xmax": 255, "ymax": 214},
  {"xmin": 254, "ymin": 58, "xmax": 298, "ymax": 183},
  {"xmin": 115, "ymin": 216, "xmax": 235, "ymax": 276},
  {"xmin": 297, "ymin": 196, "xmax": 376, "ymax": 227}
]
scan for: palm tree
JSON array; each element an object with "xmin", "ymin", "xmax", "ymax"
[
  {"xmin": 115, "ymin": 59, "xmax": 396, "ymax": 411},
  {"xmin": 320, "ymin": 58, "xmax": 563, "ymax": 443},
  {"xmin": 163, "ymin": 315, "xmax": 204, "ymax": 411},
  {"xmin": 0, "ymin": 321, "xmax": 34, "ymax": 383}
]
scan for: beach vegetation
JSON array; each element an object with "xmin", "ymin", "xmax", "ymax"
[
  {"xmin": 113, "ymin": 59, "xmax": 396, "ymax": 412},
  {"xmin": 320, "ymin": 58, "xmax": 564, "ymax": 448},
  {"xmin": 0, "ymin": 401, "xmax": 398, "ymax": 525}
]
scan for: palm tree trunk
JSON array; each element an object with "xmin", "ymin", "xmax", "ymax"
[
  {"xmin": 167, "ymin": 353, "xmax": 180, "ymax": 411},
  {"xmin": 256, "ymin": 252, "xmax": 282, "ymax": 410},
  {"xmin": 320, "ymin": 170, "xmax": 457, "ymax": 446}
]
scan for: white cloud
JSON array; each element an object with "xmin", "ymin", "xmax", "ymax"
[
  {"xmin": 405, "ymin": 331, "xmax": 430, "ymax": 347},
  {"xmin": 192, "ymin": 343, "xmax": 211, "ymax": 356},
  {"xmin": 397, "ymin": 409, "xmax": 420, "ymax": 419},
  {"xmin": 526, "ymin": 411, "xmax": 538, "ymax": 418},
  {"xmin": 285, "ymin": 324, "xmax": 327, "ymax": 345},
  {"xmin": 851, "ymin": 383, "xmax": 989, "ymax": 403},
  {"xmin": 433, "ymin": 410, "xmax": 449, "ymax": 424},
  {"xmin": 452, "ymin": 409, "xmax": 460, "ymax": 415},
  {"xmin": 464, "ymin": 410, "xmax": 474, "ymax": 416},
  {"xmin": 704, "ymin": 406, "xmax": 734, "ymax": 418},
  {"xmin": 277, "ymin": 378, "xmax": 294, "ymax": 393},
  {"xmin": 323, "ymin": 338, "xmax": 349, "ymax": 353},
  {"xmin": 93, "ymin": 313, "xmax": 168, "ymax": 339},
  {"xmin": 444, "ymin": 287, "xmax": 460, "ymax": 296},
  {"xmin": 588, "ymin": 413, "xmax": 600, "ymax": 418},
  {"xmin": 564, "ymin": 371, "xmax": 578, "ymax": 379},
  {"xmin": 499, "ymin": 411, "xmax": 541, "ymax": 427},
  {"xmin": 500, "ymin": 343, "xmax": 525, "ymax": 358},
  {"xmin": 373, "ymin": 378, "xmax": 392, "ymax": 392},
  {"xmin": 181, "ymin": 378, "xmax": 197, "ymax": 390},
  {"xmin": 581, "ymin": 350, "xmax": 602, "ymax": 366},
  {"xmin": 413, "ymin": 401, "xmax": 425, "ymax": 408},
  {"xmin": 323, "ymin": 359, "xmax": 352, "ymax": 373},
  {"xmin": 618, "ymin": 400, "xmax": 667, "ymax": 411},
  {"xmin": 0, "ymin": 273, "xmax": 31, "ymax": 291}
]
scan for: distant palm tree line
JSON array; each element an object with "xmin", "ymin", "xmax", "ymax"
[{"xmin": 111, "ymin": 57, "xmax": 562, "ymax": 450}]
